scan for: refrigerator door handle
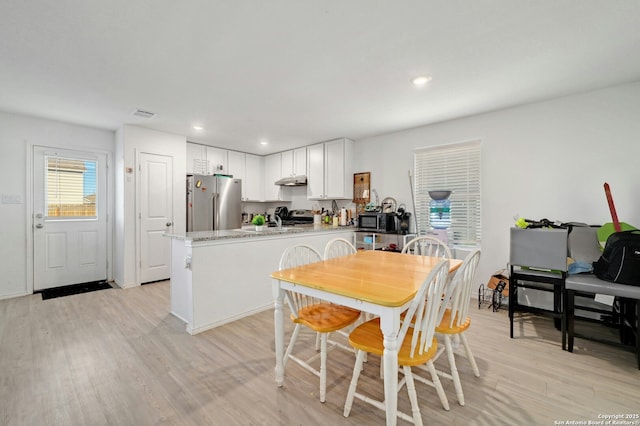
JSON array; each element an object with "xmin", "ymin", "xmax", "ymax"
[{"xmin": 212, "ymin": 192, "xmax": 219, "ymax": 230}]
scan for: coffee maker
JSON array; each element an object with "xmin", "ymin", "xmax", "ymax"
[{"xmin": 396, "ymin": 206, "xmax": 411, "ymax": 234}]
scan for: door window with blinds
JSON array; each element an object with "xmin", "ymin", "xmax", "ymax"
[
  {"xmin": 414, "ymin": 140, "xmax": 481, "ymax": 245},
  {"xmin": 46, "ymin": 156, "xmax": 98, "ymax": 218}
]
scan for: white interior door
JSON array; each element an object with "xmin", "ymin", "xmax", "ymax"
[
  {"xmin": 139, "ymin": 152, "xmax": 173, "ymax": 283},
  {"xmin": 33, "ymin": 147, "xmax": 107, "ymax": 291}
]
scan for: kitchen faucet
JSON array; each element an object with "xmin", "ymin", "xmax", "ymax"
[{"xmin": 274, "ymin": 215, "xmax": 282, "ymax": 229}]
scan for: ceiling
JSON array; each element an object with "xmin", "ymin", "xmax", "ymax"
[{"xmin": 1, "ymin": 1, "xmax": 639, "ymax": 155}]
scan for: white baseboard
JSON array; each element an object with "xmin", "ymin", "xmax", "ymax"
[
  {"xmin": 185, "ymin": 303, "xmax": 273, "ymax": 335},
  {"xmin": 0, "ymin": 290, "xmax": 30, "ymax": 301}
]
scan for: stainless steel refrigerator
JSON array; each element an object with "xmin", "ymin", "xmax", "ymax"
[{"xmin": 187, "ymin": 174, "xmax": 242, "ymax": 231}]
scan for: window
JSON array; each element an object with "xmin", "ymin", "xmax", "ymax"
[
  {"xmin": 46, "ymin": 156, "xmax": 97, "ymax": 217},
  {"xmin": 414, "ymin": 140, "xmax": 481, "ymax": 246}
]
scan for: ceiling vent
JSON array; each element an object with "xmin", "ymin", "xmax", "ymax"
[{"xmin": 132, "ymin": 109, "xmax": 156, "ymax": 119}]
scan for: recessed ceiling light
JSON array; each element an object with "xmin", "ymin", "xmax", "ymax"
[
  {"xmin": 192, "ymin": 125, "xmax": 203, "ymax": 131},
  {"xmin": 411, "ymin": 75, "xmax": 432, "ymax": 87},
  {"xmin": 260, "ymin": 140, "xmax": 268, "ymax": 145}
]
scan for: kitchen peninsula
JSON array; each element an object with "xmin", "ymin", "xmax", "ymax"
[{"xmin": 165, "ymin": 225, "xmax": 355, "ymax": 334}]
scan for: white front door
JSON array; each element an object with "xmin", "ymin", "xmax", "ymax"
[
  {"xmin": 33, "ymin": 147, "xmax": 108, "ymax": 291},
  {"xmin": 138, "ymin": 152, "xmax": 173, "ymax": 283}
]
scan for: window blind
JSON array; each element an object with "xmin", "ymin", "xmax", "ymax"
[
  {"xmin": 46, "ymin": 156, "xmax": 97, "ymax": 217},
  {"xmin": 414, "ymin": 140, "xmax": 481, "ymax": 245}
]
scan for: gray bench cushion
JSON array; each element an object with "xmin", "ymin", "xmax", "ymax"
[{"xmin": 566, "ymin": 274, "xmax": 640, "ymax": 299}]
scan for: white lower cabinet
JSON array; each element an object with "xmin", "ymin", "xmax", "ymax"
[{"xmin": 169, "ymin": 230, "xmax": 355, "ymax": 334}]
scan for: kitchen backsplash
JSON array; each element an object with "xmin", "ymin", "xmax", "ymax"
[{"xmin": 242, "ymin": 185, "xmax": 355, "ymax": 220}]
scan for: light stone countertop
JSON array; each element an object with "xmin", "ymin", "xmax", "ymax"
[{"xmin": 164, "ymin": 224, "xmax": 356, "ymax": 242}]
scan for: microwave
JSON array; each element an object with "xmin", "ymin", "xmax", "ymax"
[{"xmin": 358, "ymin": 213, "xmax": 396, "ymax": 232}]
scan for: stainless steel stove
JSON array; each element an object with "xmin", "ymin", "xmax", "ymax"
[{"xmin": 268, "ymin": 209, "xmax": 315, "ymax": 227}]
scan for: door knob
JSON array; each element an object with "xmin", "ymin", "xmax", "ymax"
[{"xmin": 166, "ymin": 222, "xmax": 173, "ymax": 227}]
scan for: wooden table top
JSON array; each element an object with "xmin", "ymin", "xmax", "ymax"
[{"xmin": 271, "ymin": 250, "xmax": 462, "ymax": 307}]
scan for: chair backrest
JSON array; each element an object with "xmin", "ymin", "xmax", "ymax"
[
  {"xmin": 568, "ymin": 226, "xmax": 602, "ymax": 263},
  {"xmin": 444, "ymin": 248, "xmax": 481, "ymax": 328},
  {"xmin": 509, "ymin": 227, "xmax": 568, "ymax": 271},
  {"xmin": 324, "ymin": 237, "xmax": 357, "ymax": 260},
  {"xmin": 401, "ymin": 236, "xmax": 452, "ymax": 260},
  {"xmin": 279, "ymin": 244, "xmax": 323, "ymax": 270},
  {"xmin": 279, "ymin": 244, "xmax": 323, "ymax": 317},
  {"xmin": 398, "ymin": 259, "xmax": 451, "ymax": 359}
]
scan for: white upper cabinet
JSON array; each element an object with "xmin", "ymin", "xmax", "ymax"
[
  {"xmin": 294, "ymin": 147, "xmax": 307, "ymax": 176},
  {"xmin": 206, "ymin": 146, "xmax": 227, "ymax": 174},
  {"xmin": 187, "ymin": 139, "xmax": 349, "ymax": 203},
  {"xmin": 187, "ymin": 143, "xmax": 264, "ymax": 201},
  {"xmin": 307, "ymin": 138, "xmax": 353, "ymax": 200},
  {"xmin": 307, "ymin": 144, "xmax": 325, "ymax": 199},
  {"xmin": 227, "ymin": 151, "xmax": 263, "ymax": 201},
  {"xmin": 281, "ymin": 150, "xmax": 293, "ymax": 177},
  {"xmin": 226, "ymin": 150, "xmax": 244, "ymax": 178},
  {"xmin": 187, "ymin": 143, "xmax": 208, "ymax": 175},
  {"xmin": 281, "ymin": 147, "xmax": 307, "ymax": 177},
  {"xmin": 186, "ymin": 143, "xmax": 229, "ymax": 175},
  {"xmin": 264, "ymin": 153, "xmax": 290, "ymax": 201},
  {"xmin": 244, "ymin": 154, "xmax": 263, "ymax": 201}
]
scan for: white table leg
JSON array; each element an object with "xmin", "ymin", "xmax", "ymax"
[
  {"xmin": 380, "ymin": 310, "xmax": 401, "ymax": 426},
  {"xmin": 272, "ymin": 279, "xmax": 285, "ymax": 386}
]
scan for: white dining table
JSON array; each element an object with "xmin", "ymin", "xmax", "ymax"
[{"xmin": 270, "ymin": 250, "xmax": 461, "ymax": 426}]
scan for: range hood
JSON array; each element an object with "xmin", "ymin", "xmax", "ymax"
[{"xmin": 275, "ymin": 175, "xmax": 307, "ymax": 186}]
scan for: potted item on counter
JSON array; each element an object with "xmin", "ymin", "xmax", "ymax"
[{"xmin": 252, "ymin": 214, "xmax": 265, "ymax": 231}]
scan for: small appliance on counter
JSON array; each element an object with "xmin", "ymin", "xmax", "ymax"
[
  {"xmin": 357, "ymin": 212, "xmax": 396, "ymax": 233},
  {"xmin": 396, "ymin": 206, "xmax": 411, "ymax": 235},
  {"xmin": 381, "ymin": 197, "xmax": 397, "ymax": 214}
]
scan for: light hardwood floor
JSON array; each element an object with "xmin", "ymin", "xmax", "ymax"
[{"xmin": 1, "ymin": 281, "xmax": 638, "ymax": 425}]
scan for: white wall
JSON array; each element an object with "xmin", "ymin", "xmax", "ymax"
[
  {"xmin": 2, "ymin": 82, "xmax": 638, "ymax": 298},
  {"xmin": 114, "ymin": 125, "xmax": 186, "ymax": 288},
  {"xmin": 0, "ymin": 111, "xmax": 114, "ymax": 299},
  {"xmin": 353, "ymin": 82, "xmax": 640, "ymax": 286}
]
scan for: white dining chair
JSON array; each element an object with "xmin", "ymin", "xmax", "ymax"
[
  {"xmin": 401, "ymin": 235, "xmax": 452, "ymax": 259},
  {"xmin": 323, "ymin": 237, "xmax": 357, "ymax": 260},
  {"xmin": 279, "ymin": 244, "xmax": 361, "ymax": 403},
  {"xmin": 343, "ymin": 259, "xmax": 453, "ymax": 424},
  {"xmin": 323, "ymin": 237, "xmax": 366, "ymax": 335},
  {"xmin": 426, "ymin": 248, "xmax": 482, "ymax": 406}
]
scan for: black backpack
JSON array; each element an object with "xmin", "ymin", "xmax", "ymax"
[{"xmin": 593, "ymin": 230, "xmax": 640, "ymax": 286}]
